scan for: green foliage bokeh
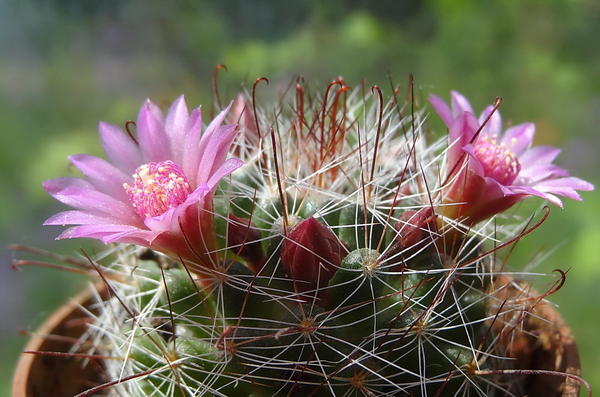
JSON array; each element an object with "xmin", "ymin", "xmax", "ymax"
[{"xmin": 1, "ymin": 0, "xmax": 598, "ymax": 395}]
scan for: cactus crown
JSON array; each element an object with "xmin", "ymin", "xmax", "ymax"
[{"xmin": 33, "ymin": 78, "xmax": 593, "ymax": 396}]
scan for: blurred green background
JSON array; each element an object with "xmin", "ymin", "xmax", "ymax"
[{"xmin": 1, "ymin": 0, "xmax": 599, "ymax": 395}]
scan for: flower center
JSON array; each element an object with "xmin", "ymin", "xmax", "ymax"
[
  {"xmin": 124, "ymin": 160, "xmax": 192, "ymax": 219},
  {"xmin": 473, "ymin": 135, "xmax": 521, "ymax": 185}
]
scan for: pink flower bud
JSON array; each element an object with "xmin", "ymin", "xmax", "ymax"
[
  {"xmin": 383, "ymin": 207, "xmax": 439, "ymax": 270},
  {"xmin": 227, "ymin": 213, "xmax": 265, "ymax": 273},
  {"xmin": 229, "ymin": 93, "xmax": 260, "ymax": 152},
  {"xmin": 281, "ymin": 217, "xmax": 344, "ymax": 293},
  {"xmin": 394, "ymin": 207, "xmax": 438, "ymax": 251}
]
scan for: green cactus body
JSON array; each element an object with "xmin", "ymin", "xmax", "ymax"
[{"xmin": 82, "ymin": 83, "xmax": 577, "ymax": 397}]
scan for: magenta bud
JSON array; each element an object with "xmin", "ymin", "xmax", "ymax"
[
  {"xmin": 227, "ymin": 213, "xmax": 265, "ymax": 273},
  {"xmin": 382, "ymin": 207, "xmax": 439, "ymax": 271},
  {"xmin": 394, "ymin": 207, "xmax": 438, "ymax": 251},
  {"xmin": 281, "ymin": 217, "xmax": 344, "ymax": 292}
]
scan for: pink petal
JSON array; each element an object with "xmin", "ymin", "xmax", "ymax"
[
  {"xmin": 182, "ymin": 107, "xmax": 203, "ymax": 185},
  {"xmin": 450, "ymin": 91, "xmax": 474, "ymax": 118},
  {"xmin": 517, "ymin": 164, "xmax": 569, "ymax": 183},
  {"xmin": 44, "ymin": 178, "xmax": 139, "ymax": 223},
  {"xmin": 101, "ymin": 228, "xmax": 162, "ymax": 245},
  {"xmin": 44, "ymin": 177, "xmax": 92, "ymax": 193},
  {"xmin": 59, "ymin": 225, "xmax": 148, "ymax": 241},
  {"xmin": 197, "ymin": 125, "xmax": 239, "ymax": 186},
  {"xmin": 429, "ymin": 94, "xmax": 453, "ymax": 128},
  {"xmin": 164, "ymin": 95, "xmax": 189, "ymax": 165},
  {"xmin": 501, "ymin": 123, "xmax": 535, "ymax": 156},
  {"xmin": 479, "ymin": 105, "xmax": 502, "ymax": 138},
  {"xmin": 534, "ymin": 177, "xmax": 595, "ymax": 200},
  {"xmin": 541, "ymin": 193, "xmax": 564, "ymax": 207},
  {"xmin": 144, "ymin": 184, "xmax": 210, "ymax": 232},
  {"xmin": 98, "ymin": 122, "xmax": 143, "ymax": 175},
  {"xmin": 518, "ymin": 146, "xmax": 561, "ymax": 168},
  {"xmin": 143, "ymin": 208, "xmax": 180, "ymax": 233},
  {"xmin": 137, "ymin": 100, "xmax": 170, "ymax": 163},
  {"xmin": 57, "ymin": 223, "xmax": 142, "ymax": 240},
  {"xmin": 507, "ymin": 185, "xmax": 563, "ymax": 207},
  {"xmin": 481, "ymin": 177, "xmax": 513, "ymax": 201},
  {"xmin": 206, "ymin": 158, "xmax": 244, "ymax": 188},
  {"xmin": 44, "ymin": 210, "xmax": 125, "ymax": 226},
  {"xmin": 197, "ymin": 102, "xmax": 233, "ymax": 156},
  {"xmin": 448, "ymin": 113, "xmax": 479, "ymax": 168},
  {"xmin": 196, "ymin": 102, "xmax": 237, "ymax": 185},
  {"xmin": 69, "ymin": 154, "xmax": 132, "ymax": 202}
]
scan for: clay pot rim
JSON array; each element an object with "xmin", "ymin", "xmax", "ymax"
[{"xmin": 12, "ymin": 285, "xmax": 105, "ymax": 397}]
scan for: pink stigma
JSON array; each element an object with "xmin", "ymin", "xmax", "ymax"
[
  {"xmin": 124, "ymin": 160, "xmax": 192, "ymax": 219},
  {"xmin": 473, "ymin": 135, "xmax": 521, "ymax": 185}
]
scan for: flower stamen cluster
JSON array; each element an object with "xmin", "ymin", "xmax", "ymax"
[
  {"xmin": 473, "ymin": 134, "xmax": 521, "ymax": 185},
  {"xmin": 125, "ymin": 160, "xmax": 192, "ymax": 219}
]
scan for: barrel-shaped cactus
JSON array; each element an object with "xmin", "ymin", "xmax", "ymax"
[{"xmin": 41, "ymin": 80, "xmax": 593, "ymax": 396}]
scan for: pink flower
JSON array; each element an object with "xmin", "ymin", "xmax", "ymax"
[
  {"xmin": 43, "ymin": 96, "xmax": 243, "ymax": 271},
  {"xmin": 429, "ymin": 91, "xmax": 594, "ymax": 225}
]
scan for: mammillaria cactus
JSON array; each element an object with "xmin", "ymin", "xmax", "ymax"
[{"xmin": 29, "ymin": 78, "xmax": 593, "ymax": 396}]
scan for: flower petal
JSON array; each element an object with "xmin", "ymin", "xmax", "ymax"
[
  {"xmin": 182, "ymin": 107, "xmax": 203, "ymax": 185},
  {"xmin": 518, "ymin": 145, "xmax": 561, "ymax": 168},
  {"xmin": 143, "ymin": 183, "xmax": 210, "ymax": 233},
  {"xmin": 164, "ymin": 95, "xmax": 189, "ymax": 165},
  {"xmin": 60, "ymin": 224, "xmax": 155, "ymax": 244},
  {"xmin": 533, "ymin": 176, "xmax": 594, "ymax": 200},
  {"xmin": 137, "ymin": 99, "xmax": 170, "ymax": 163},
  {"xmin": 43, "ymin": 177, "xmax": 140, "ymax": 224},
  {"xmin": 100, "ymin": 227, "xmax": 162, "ymax": 245},
  {"xmin": 198, "ymin": 125, "xmax": 239, "ymax": 186},
  {"xmin": 98, "ymin": 122, "xmax": 143, "ymax": 175},
  {"xmin": 44, "ymin": 210, "xmax": 123, "ymax": 226},
  {"xmin": 517, "ymin": 164, "xmax": 569, "ymax": 183},
  {"xmin": 507, "ymin": 185, "xmax": 564, "ymax": 207},
  {"xmin": 69, "ymin": 154, "xmax": 132, "ymax": 202},
  {"xmin": 196, "ymin": 102, "xmax": 238, "ymax": 186},
  {"xmin": 44, "ymin": 176, "xmax": 92, "ymax": 192},
  {"xmin": 501, "ymin": 122, "xmax": 535, "ymax": 156},
  {"xmin": 207, "ymin": 157, "xmax": 245, "ymax": 188},
  {"xmin": 450, "ymin": 91, "xmax": 474, "ymax": 118},
  {"xmin": 448, "ymin": 113, "xmax": 479, "ymax": 168},
  {"xmin": 429, "ymin": 94, "xmax": 453, "ymax": 128},
  {"xmin": 479, "ymin": 105, "xmax": 502, "ymax": 138}
]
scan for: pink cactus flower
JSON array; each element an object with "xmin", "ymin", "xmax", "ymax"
[
  {"xmin": 43, "ymin": 96, "xmax": 243, "ymax": 271},
  {"xmin": 429, "ymin": 91, "xmax": 594, "ymax": 225}
]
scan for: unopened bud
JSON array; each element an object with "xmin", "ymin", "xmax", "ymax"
[
  {"xmin": 281, "ymin": 217, "xmax": 344, "ymax": 293},
  {"xmin": 383, "ymin": 207, "xmax": 439, "ymax": 270},
  {"xmin": 229, "ymin": 93, "xmax": 259, "ymax": 149},
  {"xmin": 227, "ymin": 213, "xmax": 265, "ymax": 273},
  {"xmin": 394, "ymin": 207, "xmax": 438, "ymax": 251}
]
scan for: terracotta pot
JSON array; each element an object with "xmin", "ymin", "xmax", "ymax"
[{"xmin": 12, "ymin": 286, "xmax": 107, "ymax": 397}]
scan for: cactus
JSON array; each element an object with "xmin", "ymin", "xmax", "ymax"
[{"xmin": 37, "ymin": 80, "xmax": 593, "ymax": 396}]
